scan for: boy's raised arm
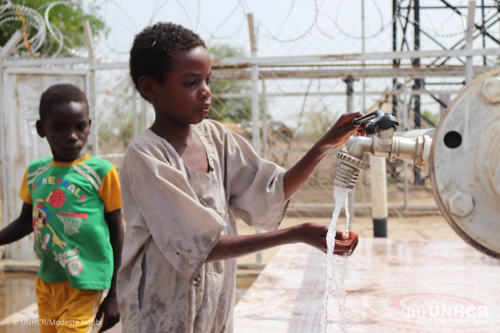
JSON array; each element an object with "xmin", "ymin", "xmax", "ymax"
[
  {"xmin": 96, "ymin": 209, "xmax": 123, "ymax": 333},
  {"xmin": 283, "ymin": 112, "xmax": 365, "ymax": 201},
  {"xmin": 0, "ymin": 203, "xmax": 33, "ymax": 246}
]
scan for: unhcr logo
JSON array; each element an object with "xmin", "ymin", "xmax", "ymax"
[
  {"xmin": 401, "ymin": 302, "xmax": 489, "ymax": 324},
  {"xmin": 402, "ymin": 303, "xmax": 422, "ymax": 322}
]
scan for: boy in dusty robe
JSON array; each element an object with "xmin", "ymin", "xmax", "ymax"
[{"xmin": 117, "ymin": 22, "xmax": 364, "ymax": 333}]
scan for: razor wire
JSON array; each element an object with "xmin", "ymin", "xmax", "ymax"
[{"xmin": 0, "ymin": 0, "xmax": 95, "ymax": 57}]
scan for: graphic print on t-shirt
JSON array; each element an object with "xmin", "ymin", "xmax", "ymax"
[
  {"xmin": 23, "ymin": 155, "xmax": 117, "ymax": 289},
  {"xmin": 29, "ymin": 161, "xmax": 101, "ymax": 277},
  {"xmin": 33, "ymin": 189, "xmax": 68, "ymax": 254}
]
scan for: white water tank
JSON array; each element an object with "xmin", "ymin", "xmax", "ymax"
[{"xmin": 431, "ymin": 67, "xmax": 500, "ymax": 258}]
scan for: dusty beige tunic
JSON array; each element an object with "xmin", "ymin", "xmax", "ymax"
[{"xmin": 117, "ymin": 120, "xmax": 288, "ymax": 332}]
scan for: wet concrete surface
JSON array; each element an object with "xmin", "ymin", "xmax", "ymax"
[
  {"xmin": 234, "ymin": 238, "xmax": 500, "ymax": 332},
  {"xmin": 0, "ymin": 215, "xmax": 473, "ymax": 332},
  {"xmin": 0, "ymin": 273, "xmax": 38, "ymax": 333}
]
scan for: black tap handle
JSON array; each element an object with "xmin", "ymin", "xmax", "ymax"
[
  {"xmin": 374, "ymin": 114, "xmax": 399, "ymax": 130},
  {"xmin": 352, "ymin": 110, "xmax": 385, "ymax": 127}
]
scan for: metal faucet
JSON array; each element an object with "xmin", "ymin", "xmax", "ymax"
[{"xmin": 334, "ymin": 110, "xmax": 433, "ymax": 190}]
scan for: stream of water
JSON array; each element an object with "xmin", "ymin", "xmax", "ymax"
[{"xmin": 320, "ymin": 186, "xmax": 352, "ymax": 333}]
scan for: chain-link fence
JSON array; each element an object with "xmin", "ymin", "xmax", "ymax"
[{"xmin": 2, "ymin": 0, "xmax": 500, "ymax": 257}]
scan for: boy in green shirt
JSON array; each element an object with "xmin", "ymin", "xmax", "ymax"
[{"xmin": 0, "ymin": 84, "xmax": 123, "ymax": 333}]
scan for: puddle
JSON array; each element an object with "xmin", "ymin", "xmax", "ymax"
[{"xmin": 0, "ymin": 273, "xmax": 38, "ymax": 333}]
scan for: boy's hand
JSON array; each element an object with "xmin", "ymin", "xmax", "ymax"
[
  {"xmin": 96, "ymin": 293, "xmax": 120, "ymax": 332},
  {"xmin": 320, "ymin": 112, "xmax": 366, "ymax": 150},
  {"xmin": 295, "ymin": 223, "xmax": 359, "ymax": 256},
  {"xmin": 333, "ymin": 231, "xmax": 359, "ymax": 256}
]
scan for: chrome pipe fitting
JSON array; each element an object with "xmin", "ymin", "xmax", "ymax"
[{"xmin": 334, "ymin": 150, "xmax": 370, "ymax": 190}]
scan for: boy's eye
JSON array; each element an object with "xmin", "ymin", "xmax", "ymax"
[
  {"xmin": 184, "ymin": 80, "xmax": 196, "ymax": 87},
  {"xmin": 206, "ymin": 78, "xmax": 212, "ymax": 85}
]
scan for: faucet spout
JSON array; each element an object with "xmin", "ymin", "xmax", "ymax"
[{"xmin": 334, "ymin": 128, "xmax": 433, "ymax": 190}]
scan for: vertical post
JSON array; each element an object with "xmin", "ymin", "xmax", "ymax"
[
  {"xmin": 344, "ymin": 76, "xmax": 354, "ymax": 114},
  {"xmin": 361, "ymin": 0, "xmax": 366, "ymax": 112},
  {"xmin": 466, "ymin": 1, "xmax": 476, "ymax": 84},
  {"xmin": 392, "ymin": 0, "xmax": 398, "ymax": 117},
  {"xmin": 0, "ymin": 31, "xmax": 22, "ymax": 233},
  {"xmin": 413, "ymin": 0, "xmax": 423, "ymax": 185},
  {"xmin": 343, "ymin": 76, "xmax": 355, "ymax": 221},
  {"xmin": 247, "ymin": 13, "xmax": 260, "ymax": 156},
  {"xmin": 133, "ymin": 91, "xmax": 139, "ymax": 138},
  {"xmin": 140, "ymin": 98, "xmax": 148, "ymax": 133},
  {"xmin": 438, "ymin": 94, "xmax": 450, "ymax": 118},
  {"xmin": 402, "ymin": 91, "xmax": 409, "ymax": 209},
  {"xmin": 498, "ymin": 1, "xmax": 500, "ymax": 65},
  {"xmin": 482, "ymin": 0, "xmax": 486, "ymax": 65},
  {"xmin": 83, "ymin": 20, "xmax": 98, "ymax": 157},
  {"xmin": 248, "ymin": 13, "xmax": 262, "ymax": 264},
  {"xmin": 262, "ymin": 80, "xmax": 268, "ymax": 160},
  {"xmin": 0, "ymin": 62, "xmax": 6, "ymax": 232},
  {"xmin": 370, "ymin": 155, "xmax": 388, "ymax": 237},
  {"xmin": 1, "ymin": 31, "xmax": 24, "ymax": 259}
]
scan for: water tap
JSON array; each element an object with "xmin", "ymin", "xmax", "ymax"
[{"xmin": 334, "ymin": 110, "xmax": 433, "ymax": 190}]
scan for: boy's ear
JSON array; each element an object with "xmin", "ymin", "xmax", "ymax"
[
  {"xmin": 138, "ymin": 76, "xmax": 157, "ymax": 101},
  {"xmin": 36, "ymin": 120, "xmax": 45, "ymax": 138}
]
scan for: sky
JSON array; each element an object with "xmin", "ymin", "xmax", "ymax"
[
  {"xmin": 82, "ymin": 0, "xmax": 496, "ymax": 62},
  {"xmin": 80, "ymin": 0, "xmax": 500, "ymax": 123}
]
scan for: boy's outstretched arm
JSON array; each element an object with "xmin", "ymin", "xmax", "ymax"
[
  {"xmin": 283, "ymin": 112, "xmax": 365, "ymax": 200},
  {"xmin": 207, "ymin": 223, "xmax": 358, "ymax": 262},
  {"xmin": 96, "ymin": 209, "xmax": 123, "ymax": 333},
  {"xmin": 0, "ymin": 203, "xmax": 33, "ymax": 246}
]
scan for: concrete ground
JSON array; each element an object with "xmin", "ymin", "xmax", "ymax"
[
  {"xmin": 0, "ymin": 214, "xmax": 459, "ymax": 332},
  {"xmin": 234, "ymin": 215, "xmax": 459, "ymax": 303},
  {"xmin": 236, "ymin": 214, "xmax": 459, "ymax": 266}
]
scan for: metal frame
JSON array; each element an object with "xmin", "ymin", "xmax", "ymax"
[{"xmin": 1, "ymin": 4, "xmax": 499, "ymax": 257}]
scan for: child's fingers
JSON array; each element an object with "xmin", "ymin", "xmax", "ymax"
[
  {"xmin": 335, "ymin": 230, "xmax": 349, "ymax": 240},
  {"xmin": 357, "ymin": 123, "xmax": 366, "ymax": 136}
]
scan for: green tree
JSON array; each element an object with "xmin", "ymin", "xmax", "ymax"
[
  {"xmin": 0, "ymin": 0, "xmax": 106, "ymax": 57},
  {"xmin": 208, "ymin": 44, "xmax": 253, "ymax": 123}
]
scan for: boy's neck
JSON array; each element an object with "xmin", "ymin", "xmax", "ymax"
[
  {"xmin": 51, "ymin": 151, "xmax": 86, "ymax": 163},
  {"xmin": 51, "ymin": 153, "xmax": 89, "ymax": 166},
  {"xmin": 150, "ymin": 115, "xmax": 193, "ymax": 146}
]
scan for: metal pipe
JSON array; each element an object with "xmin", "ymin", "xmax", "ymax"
[
  {"xmin": 413, "ymin": 0, "xmax": 423, "ymax": 186},
  {"xmin": 344, "ymin": 76, "xmax": 356, "ymax": 221},
  {"xmin": 482, "ymin": 0, "xmax": 487, "ymax": 65},
  {"xmin": 370, "ymin": 154, "xmax": 388, "ymax": 237},
  {"xmin": 0, "ymin": 64, "xmax": 7, "ymax": 232},
  {"xmin": 466, "ymin": 1, "xmax": 477, "ymax": 84},
  {"xmin": 133, "ymin": 91, "xmax": 139, "ymax": 138},
  {"xmin": 248, "ymin": 13, "xmax": 262, "ymax": 264}
]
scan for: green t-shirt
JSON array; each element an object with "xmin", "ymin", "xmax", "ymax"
[{"xmin": 19, "ymin": 154, "xmax": 121, "ymax": 290}]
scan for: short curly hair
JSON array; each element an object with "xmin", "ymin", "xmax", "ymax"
[
  {"xmin": 39, "ymin": 84, "xmax": 88, "ymax": 121},
  {"xmin": 130, "ymin": 22, "xmax": 206, "ymax": 91}
]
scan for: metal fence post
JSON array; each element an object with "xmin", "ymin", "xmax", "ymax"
[
  {"xmin": 466, "ymin": 1, "xmax": 477, "ymax": 84},
  {"xmin": 343, "ymin": 76, "xmax": 355, "ymax": 221},
  {"xmin": 133, "ymin": 91, "xmax": 139, "ymax": 138},
  {"xmin": 248, "ymin": 13, "xmax": 262, "ymax": 264},
  {"xmin": 0, "ymin": 31, "xmax": 23, "ymax": 258},
  {"xmin": 83, "ymin": 21, "xmax": 98, "ymax": 157}
]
